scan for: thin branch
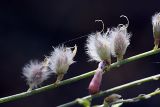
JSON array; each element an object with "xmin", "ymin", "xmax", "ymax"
[
  {"xmin": 111, "ymin": 88, "xmax": 160, "ymax": 105},
  {"xmin": 0, "ymin": 49, "xmax": 160, "ymax": 104},
  {"xmin": 94, "ymin": 89, "xmax": 160, "ymax": 107},
  {"xmin": 58, "ymin": 74, "xmax": 160, "ymax": 107}
]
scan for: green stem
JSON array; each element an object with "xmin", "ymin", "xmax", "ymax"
[
  {"xmin": 153, "ymin": 39, "xmax": 159, "ymax": 50},
  {"xmin": 111, "ymin": 88, "xmax": 160, "ymax": 105},
  {"xmin": 0, "ymin": 49, "xmax": 160, "ymax": 104},
  {"xmin": 154, "ymin": 44, "xmax": 159, "ymax": 50},
  {"xmin": 27, "ymin": 87, "xmax": 32, "ymax": 92},
  {"xmin": 58, "ymin": 74, "xmax": 160, "ymax": 107},
  {"xmin": 117, "ymin": 54, "xmax": 123, "ymax": 62}
]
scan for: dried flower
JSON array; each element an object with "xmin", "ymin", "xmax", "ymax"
[
  {"xmin": 49, "ymin": 45, "xmax": 77, "ymax": 82},
  {"xmin": 88, "ymin": 61, "xmax": 106, "ymax": 95},
  {"xmin": 22, "ymin": 60, "xmax": 51, "ymax": 90},
  {"xmin": 109, "ymin": 16, "xmax": 131, "ymax": 61},
  {"xmin": 104, "ymin": 94, "xmax": 122, "ymax": 104},
  {"xmin": 104, "ymin": 94, "xmax": 123, "ymax": 107},
  {"xmin": 86, "ymin": 32, "xmax": 111, "ymax": 65},
  {"xmin": 152, "ymin": 12, "xmax": 160, "ymax": 50}
]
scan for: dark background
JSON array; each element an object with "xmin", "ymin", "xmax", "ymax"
[{"xmin": 1, "ymin": 0, "xmax": 160, "ymax": 107}]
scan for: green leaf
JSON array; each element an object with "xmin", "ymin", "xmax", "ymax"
[{"xmin": 77, "ymin": 98, "xmax": 91, "ymax": 107}]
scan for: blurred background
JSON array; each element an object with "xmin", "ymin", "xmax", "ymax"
[{"xmin": 1, "ymin": 0, "xmax": 160, "ymax": 107}]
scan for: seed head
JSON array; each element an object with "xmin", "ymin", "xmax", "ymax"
[
  {"xmin": 152, "ymin": 12, "xmax": 160, "ymax": 49},
  {"xmin": 49, "ymin": 45, "xmax": 77, "ymax": 76},
  {"xmin": 22, "ymin": 60, "xmax": 51, "ymax": 89},
  {"xmin": 86, "ymin": 32, "xmax": 111, "ymax": 64},
  {"xmin": 109, "ymin": 24, "xmax": 131, "ymax": 61}
]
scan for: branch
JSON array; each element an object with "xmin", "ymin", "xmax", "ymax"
[
  {"xmin": 58, "ymin": 74, "xmax": 160, "ymax": 107},
  {"xmin": 0, "ymin": 49, "xmax": 160, "ymax": 104},
  {"xmin": 111, "ymin": 88, "xmax": 160, "ymax": 105}
]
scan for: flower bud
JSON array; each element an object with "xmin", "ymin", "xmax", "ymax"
[
  {"xmin": 152, "ymin": 12, "xmax": 160, "ymax": 50},
  {"xmin": 88, "ymin": 61, "xmax": 106, "ymax": 95},
  {"xmin": 88, "ymin": 69, "xmax": 103, "ymax": 95}
]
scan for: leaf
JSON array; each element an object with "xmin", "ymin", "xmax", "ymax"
[{"xmin": 77, "ymin": 98, "xmax": 91, "ymax": 107}]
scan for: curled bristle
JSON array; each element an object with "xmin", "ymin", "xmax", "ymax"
[
  {"xmin": 95, "ymin": 20, "xmax": 104, "ymax": 33},
  {"xmin": 120, "ymin": 15, "xmax": 129, "ymax": 28}
]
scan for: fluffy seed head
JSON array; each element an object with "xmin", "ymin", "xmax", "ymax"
[
  {"xmin": 86, "ymin": 32, "xmax": 111, "ymax": 63},
  {"xmin": 22, "ymin": 60, "xmax": 51, "ymax": 89},
  {"xmin": 109, "ymin": 25, "xmax": 131, "ymax": 58},
  {"xmin": 152, "ymin": 12, "xmax": 160, "ymax": 39},
  {"xmin": 49, "ymin": 45, "xmax": 77, "ymax": 75},
  {"xmin": 152, "ymin": 12, "xmax": 160, "ymax": 49}
]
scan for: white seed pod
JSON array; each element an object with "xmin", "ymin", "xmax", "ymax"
[
  {"xmin": 152, "ymin": 12, "xmax": 160, "ymax": 49},
  {"xmin": 49, "ymin": 45, "xmax": 77, "ymax": 75},
  {"xmin": 109, "ymin": 25, "xmax": 131, "ymax": 60},
  {"xmin": 152, "ymin": 12, "xmax": 160, "ymax": 38},
  {"xmin": 22, "ymin": 60, "xmax": 51, "ymax": 89},
  {"xmin": 86, "ymin": 32, "xmax": 111, "ymax": 63}
]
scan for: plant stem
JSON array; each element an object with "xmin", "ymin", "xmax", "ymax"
[
  {"xmin": 0, "ymin": 49, "xmax": 160, "ymax": 104},
  {"xmin": 58, "ymin": 74, "xmax": 160, "ymax": 107},
  {"xmin": 111, "ymin": 88, "xmax": 160, "ymax": 105}
]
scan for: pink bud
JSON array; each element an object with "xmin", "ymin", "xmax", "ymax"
[{"xmin": 88, "ymin": 69, "xmax": 103, "ymax": 94}]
